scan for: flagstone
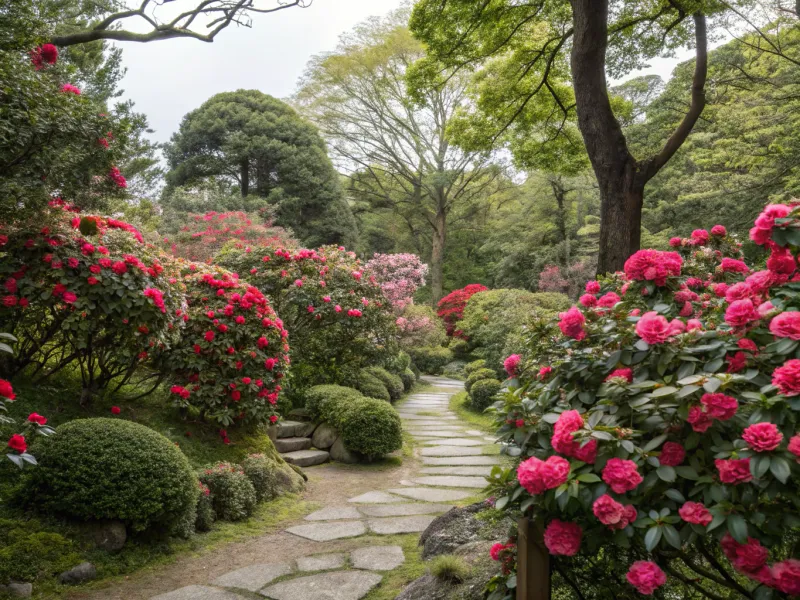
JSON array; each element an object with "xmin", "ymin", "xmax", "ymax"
[
  {"xmin": 304, "ymin": 506, "xmax": 362, "ymax": 521},
  {"xmin": 422, "ymin": 455, "xmax": 504, "ymax": 465},
  {"xmin": 356, "ymin": 503, "xmax": 452, "ymax": 517},
  {"xmin": 366, "ymin": 515, "xmax": 437, "ymax": 534},
  {"xmin": 212, "ymin": 563, "xmax": 292, "ymax": 592},
  {"xmin": 410, "ymin": 476, "xmax": 486, "ymax": 489},
  {"xmin": 259, "ymin": 571, "xmax": 382, "ymax": 600},
  {"xmin": 386, "ymin": 487, "xmax": 473, "ymax": 502},
  {"xmin": 285, "ymin": 521, "xmax": 366, "ymax": 542},
  {"xmin": 347, "ymin": 491, "xmax": 403, "ymax": 503}
]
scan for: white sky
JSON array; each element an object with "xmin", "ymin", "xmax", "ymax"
[{"xmin": 116, "ymin": 0, "xmax": 699, "ymax": 146}]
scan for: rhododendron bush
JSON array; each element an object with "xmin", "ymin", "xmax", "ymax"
[
  {"xmin": 215, "ymin": 244, "xmax": 396, "ymax": 394},
  {"xmin": 364, "ymin": 253, "xmax": 428, "ymax": 311},
  {"xmin": 489, "ymin": 216, "xmax": 800, "ymax": 599},
  {"xmin": 0, "ymin": 207, "xmax": 184, "ymax": 400},
  {"xmin": 163, "ymin": 264, "xmax": 287, "ymax": 427},
  {"xmin": 437, "ymin": 283, "xmax": 488, "ymax": 337}
]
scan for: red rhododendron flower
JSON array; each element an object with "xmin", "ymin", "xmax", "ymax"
[
  {"xmin": 543, "ymin": 520, "xmax": 582, "ymax": 556},
  {"xmin": 726, "ymin": 351, "xmax": 747, "ymax": 373},
  {"xmin": 721, "ymin": 534, "xmax": 769, "ymax": 573},
  {"xmin": 659, "ymin": 442, "xmax": 685, "ymax": 466},
  {"xmin": 773, "ymin": 359, "xmax": 800, "ymax": 396},
  {"xmin": 538, "ymin": 366, "xmax": 552, "ymax": 380},
  {"xmin": 0, "ymin": 379, "xmax": 15, "ymax": 400},
  {"xmin": 769, "ymin": 311, "xmax": 800, "ymax": 340},
  {"xmin": 602, "ymin": 458, "xmax": 643, "ymax": 493},
  {"xmin": 558, "ymin": 306, "xmax": 586, "ymax": 340},
  {"xmin": 62, "ymin": 291, "xmax": 77, "ymax": 303},
  {"xmin": 204, "ymin": 331, "xmax": 215, "ymax": 342},
  {"xmin": 669, "ymin": 236, "xmax": 682, "ymax": 247},
  {"xmin": 715, "ymin": 458, "xmax": 752, "ymax": 484},
  {"xmin": 635, "ymin": 311, "xmax": 672, "ymax": 344},
  {"xmin": 679, "ymin": 501, "xmax": 713, "ymax": 526},
  {"xmin": 741, "ymin": 422, "xmax": 783, "ymax": 452},
  {"xmin": 626, "ymin": 561, "xmax": 667, "ymax": 595},
  {"xmin": 7, "ymin": 434, "xmax": 26, "ymax": 453},
  {"xmin": 592, "ymin": 494, "xmax": 625, "ymax": 526},
  {"xmin": 579, "ymin": 293, "xmax": 597, "ymax": 307},
  {"xmin": 700, "ymin": 393, "xmax": 738, "ymax": 420},
  {"xmin": 490, "ymin": 542, "xmax": 510, "ymax": 561},
  {"xmin": 60, "ymin": 83, "xmax": 81, "ymax": 95},
  {"xmin": 772, "ymin": 560, "xmax": 800, "ymax": 595},
  {"xmin": 27, "ymin": 413, "xmax": 47, "ymax": 425},
  {"xmin": 687, "ymin": 405, "xmax": 712, "ymax": 432},
  {"xmin": 605, "ymin": 368, "xmax": 633, "ymax": 383}
]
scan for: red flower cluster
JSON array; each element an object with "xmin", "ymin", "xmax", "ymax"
[
  {"xmin": 623, "ymin": 249, "xmax": 682, "ymax": 286},
  {"xmin": 436, "ymin": 283, "xmax": 488, "ymax": 336}
]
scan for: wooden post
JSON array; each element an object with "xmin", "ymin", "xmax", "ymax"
[{"xmin": 517, "ymin": 517, "xmax": 551, "ymax": 600}]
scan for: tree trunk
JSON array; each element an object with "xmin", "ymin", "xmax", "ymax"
[
  {"xmin": 550, "ymin": 178, "xmax": 570, "ymax": 265},
  {"xmin": 241, "ymin": 159, "xmax": 249, "ymax": 197},
  {"xmin": 430, "ymin": 210, "xmax": 446, "ymax": 306},
  {"xmin": 596, "ymin": 166, "xmax": 644, "ymax": 274}
]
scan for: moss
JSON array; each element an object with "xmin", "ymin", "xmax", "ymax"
[{"xmin": 448, "ymin": 391, "xmax": 495, "ymax": 432}]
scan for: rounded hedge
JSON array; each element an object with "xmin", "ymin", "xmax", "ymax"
[
  {"xmin": 470, "ymin": 378, "xmax": 502, "ymax": 411},
  {"xmin": 356, "ymin": 370, "xmax": 391, "ymax": 402},
  {"xmin": 242, "ymin": 453, "xmax": 303, "ymax": 501},
  {"xmin": 442, "ymin": 360, "xmax": 467, "ymax": 379},
  {"xmin": 408, "ymin": 346, "xmax": 453, "ymax": 374},
  {"xmin": 364, "ymin": 367, "xmax": 404, "ymax": 401},
  {"xmin": 198, "ymin": 462, "xmax": 257, "ymax": 522},
  {"xmin": 338, "ymin": 397, "xmax": 402, "ymax": 459},
  {"xmin": 464, "ymin": 359, "xmax": 487, "ymax": 376},
  {"xmin": 385, "ymin": 351, "xmax": 411, "ymax": 374},
  {"xmin": 22, "ymin": 418, "xmax": 197, "ymax": 532},
  {"xmin": 400, "ymin": 368, "xmax": 416, "ymax": 391},
  {"xmin": 465, "ymin": 367, "xmax": 496, "ymax": 393},
  {"xmin": 305, "ymin": 384, "xmax": 364, "ymax": 420}
]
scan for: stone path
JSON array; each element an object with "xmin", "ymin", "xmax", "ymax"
[{"xmin": 150, "ymin": 376, "xmax": 500, "ymax": 600}]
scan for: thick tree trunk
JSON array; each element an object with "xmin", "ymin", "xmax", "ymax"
[
  {"xmin": 597, "ymin": 166, "xmax": 644, "ymax": 274},
  {"xmin": 241, "ymin": 159, "xmax": 249, "ymax": 197},
  {"xmin": 430, "ymin": 210, "xmax": 446, "ymax": 306}
]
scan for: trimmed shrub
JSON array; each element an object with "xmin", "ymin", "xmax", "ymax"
[
  {"xmin": 400, "ymin": 368, "xmax": 416, "ymax": 391},
  {"xmin": 448, "ymin": 338, "xmax": 469, "ymax": 358},
  {"xmin": 396, "ymin": 304, "xmax": 447, "ymax": 349},
  {"xmin": 356, "ymin": 370, "xmax": 391, "ymax": 402},
  {"xmin": 409, "ymin": 360, "xmax": 421, "ymax": 378},
  {"xmin": 305, "ymin": 385, "xmax": 364, "ymax": 420},
  {"xmin": 464, "ymin": 359, "xmax": 487, "ymax": 376},
  {"xmin": 442, "ymin": 360, "xmax": 467, "ymax": 379},
  {"xmin": 364, "ymin": 366, "xmax": 404, "ymax": 401},
  {"xmin": 241, "ymin": 453, "xmax": 304, "ymax": 501},
  {"xmin": 469, "ymin": 378, "xmax": 501, "ymax": 411},
  {"xmin": 194, "ymin": 483, "xmax": 215, "ymax": 532},
  {"xmin": 465, "ymin": 368, "xmax": 496, "ymax": 393},
  {"xmin": 408, "ymin": 346, "xmax": 453, "ymax": 374},
  {"xmin": 21, "ymin": 418, "xmax": 197, "ymax": 532},
  {"xmin": 198, "ymin": 462, "xmax": 257, "ymax": 522},
  {"xmin": 385, "ymin": 350, "xmax": 411, "ymax": 374},
  {"xmin": 0, "ymin": 519, "xmax": 81, "ymax": 585},
  {"xmin": 337, "ymin": 397, "xmax": 402, "ymax": 459}
]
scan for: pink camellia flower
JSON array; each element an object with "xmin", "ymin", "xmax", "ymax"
[
  {"xmin": 771, "ymin": 560, "xmax": 800, "ymax": 595},
  {"xmin": 713, "ymin": 282, "xmax": 729, "ymax": 298},
  {"xmin": 602, "ymin": 458, "xmax": 643, "ymax": 494},
  {"xmin": 772, "ymin": 359, "xmax": 800, "ymax": 396},
  {"xmin": 725, "ymin": 282, "xmax": 752, "ymax": 303},
  {"xmin": 725, "ymin": 299, "xmax": 759, "ymax": 327},
  {"xmin": 669, "ymin": 236, "xmax": 682, "ymax": 247},
  {"xmin": 687, "ymin": 405, "xmax": 712, "ymax": 432},
  {"xmin": 686, "ymin": 318, "xmax": 703, "ymax": 331},
  {"xmin": 597, "ymin": 292, "xmax": 621, "ymax": 308},
  {"xmin": 711, "ymin": 224, "xmax": 727, "ymax": 236},
  {"xmin": 585, "ymin": 280, "xmax": 601, "ymax": 294},
  {"xmin": 592, "ymin": 494, "xmax": 624, "ymax": 526},
  {"xmin": 605, "ymin": 368, "xmax": 633, "ymax": 383},
  {"xmin": 742, "ymin": 422, "xmax": 783, "ymax": 452},
  {"xmin": 659, "ymin": 442, "xmax": 685, "ymax": 466},
  {"xmin": 679, "ymin": 501, "xmax": 713, "ymax": 526},
  {"xmin": 720, "ymin": 257, "xmax": 749, "ymax": 273},
  {"xmin": 579, "ymin": 293, "xmax": 597, "ymax": 308},
  {"xmin": 715, "ymin": 458, "xmax": 752, "ymax": 484},
  {"xmin": 504, "ymin": 354, "xmax": 521, "ymax": 377},
  {"xmin": 635, "ymin": 311, "xmax": 671, "ymax": 344},
  {"xmin": 623, "ymin": 249, "xmax": 682, "ymax": 286},
  {"xmin": 788, "ymin": 434, "xmax": 800, "ymax": 461},
  {"xmin": 558, "ymin": 306, "xmax": 586, "ymax": 341},
  {"xmin": 626, "ymin": 561, "xmax": 667, "ymax": 595},
  {"xmin": 700, "ymin": 393, "xmax": 738, "ymax": 420},
  {"xmin": 543, "ymin": 520, "xmax": 582, "ymax": 556},
  {"xmin": 517, "ymin": 455, "xmax": 570, "ymax": 494},
  {"xmin": 691, "ymin": 229, "xmax": 709, "ymax": 244},
  {"xmin": 769, "ymin": 311, "xmax": 800, "ymax": 340}
]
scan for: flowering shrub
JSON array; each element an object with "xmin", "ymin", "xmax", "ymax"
[
  {"xmin": 163, "ymin": 263, "xmax": 287, "ymax": 427},
  {"xmin": 395, "ymin": 304, "xmax": 447, "ymax": 349},
  {"xmin": 537, "ymin": 261, "xmax": 596, "ymax": 298},
  {"xmin": 490, "ymin": 213, "xmax": 800, "ymax": 598},
  {"xmin": 198, "ymin": 462, "xmax": 257, "ymax": 522},
  {"xmin": 437, "ymin": 283, "xmax": 488, "ymax": 336},
  {"xmin": 215, "ymin": 244, "xmax": 397, "ymax": 394},
  {"xmin": 364, "ymin": 253, "xmax": 428, "ymax": 311},
  {"xmin": 0, "ymin": 208, "xmax": 183, "ymax": 399}
]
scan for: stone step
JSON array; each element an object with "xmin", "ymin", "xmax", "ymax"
[
  {"xmin": 275, "ymin": 436, "xmax": 312, "ymax": 453},
  {"xmin": 276, "ymin": 420, "xmax": 306, "ymax": 438},
  {"xmin": 281, "ymin": 449, "xmax": 330, "ymax": 467}
]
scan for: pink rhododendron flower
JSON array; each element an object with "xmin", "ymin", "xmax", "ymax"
[
  {"xmin": 504, "ymin": 354, "xmax": 521, "ymax": 377},
  {"xmin": 592, "ymin": 494, "xmax": 624, "ymax": 526},
  {"xmin": 711, "ymin": 224, "xmax": 727, "ymax": 236},
  {"xmin": 687, "ymin": 405, "xmax": 712, "ymax": 432},
  {"xmin": 635, "ymin": 311, "xmax": 671, "ymax": 344},
  {"xmin": 669, "ymin": 236, "xmax": 682, "ymax": 247},
  {"xmin": 597, "ymin": 292, "xmax": 620, "ymax": 308},
  {"xmin": 788, "ymin": 434, "xmax": 800, "ymax": 460},
  {"xmin": 517, "ymin": 455, "xmax": 570, "ymax": 494},
  {"xmin": 659, "ymin": 442, "xmax": 685, "ymax": 466},
  {"xmin": 715, "ymin": 458, "xmax": 752, "ymax": 484},
  {"xmin": 61, "ymin": 83, "xmax": 81, "ymax": 95},
  {"xmin": 543, "ymin": 520, "xmax": 582, "ymax": 556},
  {"xmin": 720, "ymin": 257, "xmax": 749, "ymax": 273},
  {"xmin": 725, "ymin": 299, "xmax": 759, "ymax": 327},
  {"xmin": 579, "ymin": 293, "xmax": 597, "ymax": 307},
  {"xmin": 585, "ymin": 280, "xmax": 600, "ymax": 294},
  {"xmin": 772, "ymin": 560, "xmax": 800, "ymax": 595},
  {"xmin": 623, "ymin": 249, "xmax": 682, "ymax": 286},
  {"xmin": 691, "ymin": 229, "xmax": 709, "ymax": 244},
  {"xmin": 769, "ymin": 311, "xmax": 800, "ymax": 340},
  {"xmin": 626, "ymin": 561, "xmax": 667, "ymax": 595},
  {"xmin": 679, "ymin": 501, "xmax": 713, "ymax": 526},
  {"xmin": 605, "ymin": 368, "xmax": 633, "ymax": 383},
  {"xmin": 721, "ymin": 534, "xmax": 769, "ymax": 574},
  {"xmin": 602, "ymin": 458, "xmax": 642, "ymax": 494},
  {"xmin": 686, "ymin": 318, "xmax": 703, "ymax": 331},
  {"xmin": 742, "ymin": 422, "xmax": 783, "ymax": 452},
  {"xmin": 773, "ymin": 359, "xmax": 800, "ymax": 396},
  {"xmin": 558, "ymin": 306, "xmax": 586, "ymax": 340},
  {"xmin": 538, "ymin": 366, "xmax": 552, "ymax": 380},
  {"xmin": 700, "ymin": 393, "xmax": 738, "ymax": 420},
  {"xmin": 767, "ymin": 246, "xmax": 796, "ymax": 275},
  {"xmin": 726, "ymin": 351, "xmax": 747, "ymax": 373}
]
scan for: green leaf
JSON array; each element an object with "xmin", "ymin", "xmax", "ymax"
[
  {"xmin": 769, "ymin": 456, "xmax": 791, "ymax": 484},
  {"xmin": 677, "ymin": 384, "xmax": 701, "ymax": 399},
  {"xmin": 643, "ymin": 434, "xmax": 668, "ymax": 452},
  {"xmin": 494, "ymin": 496, "xmax": 509, "ymax": 510},
  {"xmin": 634, "ymin": 339, "xmax": 650, "ymax": 352},
  {"xmin": 704, "ymin": 358, "xmax": 724, "ymax": 373},
  {"xmin": 675, "ymin": 466, "xmax": 699, "ymax": 480},
  {"xmin": 662, "ymin": 524, "xmax": 682, "ymax": 549},
  {"xmin": 665, "ymin": 489, "xmax": 685, "ymax": 503},
  {"xmin": 644, "ymin": 526, "xmax": 662, "ymax": 551},
  {"xmin": 752, "ymin": 455, "xmax": 771, "ymax": 479},
  {"xmin": 657, "ymin": 466, "xmax": 676, "ymax": 482},
  {"xmin": 703, "ymin": 378, "xmax": 722, "ymax": 393},
  {"xmin": 576, "ymin": 473, "xmax": 601, "ymax": 483},
  {"xmin": 727, "ymin": 514, "xmax": 749, "ymax": 543},
  {"xmin": 651, "ymin": 386, "xmax": 677, "ymax": 397}
]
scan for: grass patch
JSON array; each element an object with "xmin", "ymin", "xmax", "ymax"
[
  {"xmin": 448, "ymin": 391, "xmax": 495, "ymax": 432},
  {"xmin": 429, "ymin": 554, "xmax": 470, "ymax": 583},
  {"xmin": 414, "ymin": 410, "xmax": 441, "ymax": 417},
  {"xmin": 363, "ymin": 533, "xmax": 427, "ymax": 600}
]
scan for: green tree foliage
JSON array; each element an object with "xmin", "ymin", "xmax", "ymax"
[{"xmin": 164, "ymin": 90, "xmax": 357, "ymax": 247}]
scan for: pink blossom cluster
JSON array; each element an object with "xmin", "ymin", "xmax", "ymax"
[{"xmin": 364, "ymin": 253, "xmax": 427, "ymax": 310}]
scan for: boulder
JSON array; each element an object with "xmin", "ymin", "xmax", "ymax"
[
  {"xmin": 0, "ymin": 583, "xmax": 32, "ymax": 598},
  {"xmin": 393, "ymin": 574, "xmax": 451, "ymax": 600},
  {"xmin": 298, "ymin": 421, "xmax": 318, "ymax": 438},
  {"xmin": 330, "ymin": 437, "xmax": 359, "ymax": 464},
  {"xmin": 59, "ymin": 562, "xmax": 97, "ymax": 585},
  {"xmin": 81, "ymin": 520, "xmax": 126, "ymax": 552},
  {"xmin": 419, "ymin": 503, "xmax": 484, "ymax": 559},
  {"xmin": 311, "ymin": 423, "xmax": 338, "ymax": 449}
]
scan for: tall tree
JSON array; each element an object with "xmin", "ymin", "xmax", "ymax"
[
  {"xmin": 294, "ymin": 7, "xmax": 500, "ymax": 303},
  {"xmin": 164, "ymin": 90, "xmax": 357, "ymax": 248},
  {"xmin": 409, "ymin": 0, "xmax": 740, "ymax": 274}
]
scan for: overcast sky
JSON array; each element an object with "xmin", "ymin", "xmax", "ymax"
[{"xmin": 116, "ymin": 0, "xmax": 698, "ymax": 146}]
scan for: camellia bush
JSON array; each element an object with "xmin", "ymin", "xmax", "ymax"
[
  {"xmin": 215, "ymin": 243, "xmax": 397, "ymax": 394},
  {"xmin": 437, "ymin": 283, "xmax": 488, "ymax": 337},
  {"xmin": 488, "ymin": 218, "xmax": 800, "ymax": 599},
  {"xmin": 0, "ymin": 206, "xmax": 184, "ymax": 400},
  {"xmin": 163, "ymin": 263, "xmax": 288, "ymax": 428}
]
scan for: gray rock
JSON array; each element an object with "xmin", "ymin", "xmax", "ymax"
[
  {"xmin": 59, "ymin": 562, "xmax": 97, "ymax": 585},
  {"xmin": 393, "ymin": 574, "xmax": 451, "ymax": 600},
  {"xmin": 386, "ymin": 487, "xmax": 473, "ymax": 502},
  {"xmin": 0, "ymin": 583, "xmax": 32, "ymax": 598},
  {"xmin": 260, "ymin": 571, "xmax": 382, "ymax": 600},
  {"xmin": 304, "ymin": 506, "xmax": 361, "ymax": 521},
  {"xmin": 212, "ymin": 563, "xmax": 292, "ymax": 592},
  {"xmin": 296, "ymin": 554, "xmax": 346, "ymax": 572},
  {"xmin": 419, "ymin": 503, "xmax": 484, "ymax": 559},
  {"xmin": 311, "ymin": 423, "xmax": 338, "ymax": 449},
  {"xmin": 151, "ymin": 585, "xmax": 248, "ymax": 600},
  {"xmin": 357, "ymin": 503, "xmax": 452, "ymax": 518},
  {"xmin": 330, "ymin": 438, "xmax": 359, "ymax": 464},
  {"xmin": 366, "ymin": 515, "xmax": 436, "ymax": 534},
  {"xmin": 286, "ymin": 520, "xmax": 366, "ymax": 542},
  {"xmin": 348, "ymin": 491, "xmax": 402, "ymax": 503},
  {"xmin": 274, "ymin": 437, "xmax": 312, "ymax": 453},
  {"xmin": 420, "ymin": 466, "xmax": 494, "ymax": 476},
  {"xmin": 281, "ymin": 449, "xmax": 329, "ymax": 467},
  {"xmin": 410, "ymin": 476, "xmax": 487, "ymax": 489},
  {"xmin": 422, "ymin": 456, "xmax": 503, "ymax": 466},
  {"xmin": 297, "ymin": 421, "xmax": 318, "ymax": 438},
  {"xmin": 81, "ymin": 520, "xmax": 126, "ymax": 552},
  {"xmin": 275, "ymin": 420, "xmax": 305, "ymax": 438},
  {"xmin": 420, "ymin": 446, "xmax": 483, "ymax": 456},
  {"xmin": 350, "ymin": 546, "xmax": 405, "ymax": 571}
]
